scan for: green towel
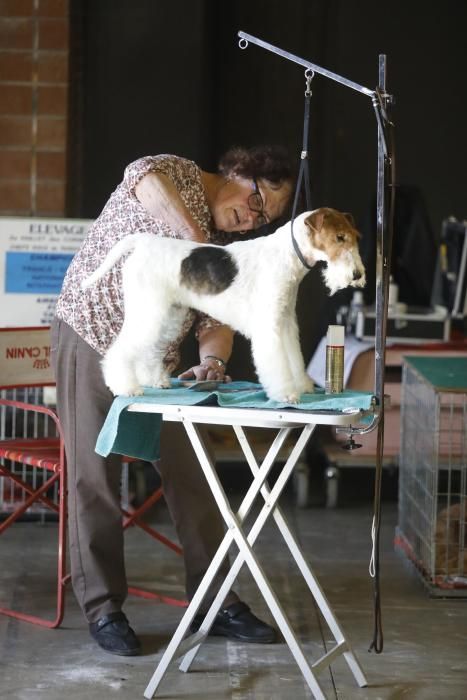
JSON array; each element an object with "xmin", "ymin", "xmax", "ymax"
[{"xmin": 96, "ymin": 380, "xmax": 374, "ymax": 461}]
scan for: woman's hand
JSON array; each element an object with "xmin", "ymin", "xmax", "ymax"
[
  {"xmin": 178, "ymin": 358, "xmax": 232, "ymax": 383},
  {"xmin": 179, "ymin": 324, "xmax": 234, "ymax": 383}
]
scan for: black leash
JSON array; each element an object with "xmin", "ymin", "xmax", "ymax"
[
  {"xmin": 368, "ymin": 415, "xmax": 385, "ymax": 653},
  {"xmin": 290, "ymin": 69, "xmax": 314, "ymax": 270}
]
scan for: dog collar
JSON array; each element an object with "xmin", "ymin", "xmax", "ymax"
[{"xmin": 291, "ymin": 222, "xmax": 314, "ymax": 270}]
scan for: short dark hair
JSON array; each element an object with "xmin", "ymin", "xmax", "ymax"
[{"xmin": 218, "ymin": 145, "xmax": 293, "ymax": 187}]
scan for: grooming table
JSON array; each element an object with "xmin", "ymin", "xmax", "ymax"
[{"xmin": 97, "ymin": 383, "xmax": 373, "ymax": 700}]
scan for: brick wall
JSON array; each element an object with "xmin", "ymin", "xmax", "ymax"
[{"xmin": 0, "ymin": 0, "xmax": 69, "ymax": 216}]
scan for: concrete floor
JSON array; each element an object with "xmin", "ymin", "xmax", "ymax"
[{"xmin": 1, "ymin": 472, "xmax": 467, "ymax": 700}]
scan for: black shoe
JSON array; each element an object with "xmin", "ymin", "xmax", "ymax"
[
  {"xmin": 89, "ymin": 611, "xmax": 141, "ymax": 656},
  {"xmin": 191, "ymin": 601, "xmax": 276, "ymax": 644}
]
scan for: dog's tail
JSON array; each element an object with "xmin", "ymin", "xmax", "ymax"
[{"xmin": 81, "ymin": 233, "xmax": 144, "ymax": 289}]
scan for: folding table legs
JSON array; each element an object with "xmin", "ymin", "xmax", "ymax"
[
  {"xmin": 144, "ymin": 422, "xmax": 295, "ymax": 698},
  {"xmin": 231, "ymin": 425, "xmax": 367, "ymax": 688},
  {"xmin": 144, "ymin": 420, "xmax": 367, "ymax": 699}
]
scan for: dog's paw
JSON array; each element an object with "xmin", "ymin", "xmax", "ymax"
[
  {"xmin": 299, "ymin": 375, "xmax": 314, "ymax": 394},
  {"xmin": 284, "ymin": 392, "xmax": 301, "ymax": 404},
  {"xmin": 150, "ymin": 376, "xmax": 171, "ymax": 389},
  {"xmin": 108, "ymin": 383, "xmax": 144, "ymax": 397},
  {"xmin": 267, "ymin": 387, "xmax": 301, "ymax": 404}
]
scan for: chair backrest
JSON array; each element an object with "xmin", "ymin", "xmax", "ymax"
[{"xmin": 0, "ymin": 327, "xmax": 54, "ymax": 389}]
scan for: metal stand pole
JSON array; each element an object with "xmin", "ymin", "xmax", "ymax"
[{"xmin": 237, "ymin": 29, "xmax": 395, "ymax": 658}]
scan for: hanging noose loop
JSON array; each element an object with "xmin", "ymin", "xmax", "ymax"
[{"xmin": 304, "ymin": 68, "xmax": 315, "ymax": 96}]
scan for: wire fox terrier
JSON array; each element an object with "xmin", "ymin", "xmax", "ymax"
[{"xmin": 83, "ymin": 208, "xmax": 365, "ymax": 403}]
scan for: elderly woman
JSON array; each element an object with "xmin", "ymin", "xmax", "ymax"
[{"xmin": 51, "ymin": 145, "xmax": 294, "ymax": 656}]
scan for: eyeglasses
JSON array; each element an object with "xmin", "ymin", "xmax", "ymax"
[{"xmin": 248, "ymin": 179, "xmax": 268, "ymax": 229}]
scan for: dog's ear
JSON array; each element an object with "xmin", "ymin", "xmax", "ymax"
[
  {"xmin": 343, "ymin": 212, "xmax": 356, "ymax": 227},
  {"xmin": 305, "ymin": 210, "xmax": 325, "ymax": 233}
]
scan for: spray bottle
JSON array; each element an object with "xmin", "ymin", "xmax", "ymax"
[{"xmin": 325, "ymin": 325, "xmax": 345, "ymax": 394}]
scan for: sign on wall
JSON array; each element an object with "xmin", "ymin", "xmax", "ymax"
[
  {"xmin": 0, "ymin": 326, "xmax": 54, "ymax": 387},
  {"xmin": 0, "ymin": 217, "xmax": 92, "ymax": 327}
]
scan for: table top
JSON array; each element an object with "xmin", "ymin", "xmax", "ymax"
[
  {"xmin": 126, "ymin": 401, "xmax": 373, "ymax": 429},
  {"xmin": 404, "ymin": 355, "xmax": 467, "ymax": 393},
  {"xmin": 96, "ymin": 383, "xmax": 376, "ymax": 461}
]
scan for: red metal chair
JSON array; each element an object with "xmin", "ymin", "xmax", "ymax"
[{"xmin": 0, "ymin": 327, "xmax": 185, "ymax": 629}]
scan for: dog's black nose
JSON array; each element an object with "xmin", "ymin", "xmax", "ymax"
[{"xmin": 353, "ymin": 269, "xmax": 362, "ymax": 281}]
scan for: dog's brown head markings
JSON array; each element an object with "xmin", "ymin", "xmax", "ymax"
[
  {"xmin": 296, "ymin": 207, "xmax": 366, "ymax": 294},
  {"xmin": 304, "ymin": 207, "xmax": 364, "ymax": 281},
  {"xmin": 180, "ymin": 245, "xmax": 239, "ymax": 294},
  {"xmin": 305, "ymin": 208, "xmax": 361, "ymax": 258}
]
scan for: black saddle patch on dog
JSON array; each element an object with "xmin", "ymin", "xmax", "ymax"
[{"xmin": 180, "ymin": 246, "xmax": 238, "ymax": 294}]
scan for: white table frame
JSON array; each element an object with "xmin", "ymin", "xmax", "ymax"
[{"xmin": 126, "ymin": 402, "xmax": 369, "ymax": 700}]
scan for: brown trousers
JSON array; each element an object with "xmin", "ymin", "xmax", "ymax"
[{"xmin": 50, "ymin": 318, "xmax": 237, "ymax": 623}]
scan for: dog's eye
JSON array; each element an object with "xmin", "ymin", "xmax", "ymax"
[{"xmin": 336, "ymin": 233, "xmax": 346, "ymax": 243}]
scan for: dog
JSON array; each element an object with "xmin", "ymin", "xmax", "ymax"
[
  {"xmin": 435, "ymin": 502, "xmax": 467, "ymax": 576},
  {"xmin": 82, "ymin": 208, "xmax": 365, "ymax": 402}
]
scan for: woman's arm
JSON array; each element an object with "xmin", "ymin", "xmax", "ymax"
[
  {"xmin": 135, "ymin": 172, "xmax": 207, "ymax": 243},
  {"xmin": 178, "ymin": 324, "xmax": 234, "ymax": 382}
]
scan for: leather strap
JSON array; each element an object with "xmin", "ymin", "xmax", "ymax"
[
  {"xmin": 92, "ymin": 611, "xmax": 127, "ymax": 630},
  {"xmin": 290, "ymin": 88, "xmax": 314, "ymax": 270}
]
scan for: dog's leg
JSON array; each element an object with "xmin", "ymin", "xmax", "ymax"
[
  {"xmin": 103, "ymin": 296, "xmax": 180, "ymax": 396},
  {"xmin": 250, "ymin": 308, "xmax": 306, "ymax": 403},
  {"xmin": 102, "ymin": 327, "xmax": 145, "ymax": 396},
  {"xmin": 135, "ymin": 306, "xmax": 187, "ymax": 389},
  {"xmin": 102, "ymin": 252, "xmax": 184, "ymax": 395},
  {"xmin": 282, "ymin": 314, "xmax": 314, "ymax": 395},
  {"xmin": 274, "ymin": 293, "xmax": 314, "ymax": 395},
  {"xmin": 103, "ymin": 312, "xmax": 174, "ymax": 396},
  {"xmin": 251, "ymin": 333, "xmax": 299, "ymax": 403}
]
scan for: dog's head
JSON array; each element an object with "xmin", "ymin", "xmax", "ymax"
[{"xmin": 300, "ymin": 208, "xmax": 366, "ymax": 295}]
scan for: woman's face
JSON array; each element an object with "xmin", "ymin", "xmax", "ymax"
[{"xmin": 211, "ymin": 177, "xmax": 293, "ymax": 233}]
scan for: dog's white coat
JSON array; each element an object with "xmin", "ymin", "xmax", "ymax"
[{"xmin": 83, "ymin": 210, "xmax": 365, "ymax": 402}]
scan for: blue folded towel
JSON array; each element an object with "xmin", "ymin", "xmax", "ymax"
[{"xmin": 96, "ymin": 380, "xmax": 373, "ymax": 461}]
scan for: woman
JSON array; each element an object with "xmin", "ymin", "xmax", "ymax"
[{"xmin": 51, "ymin": 145, "xmax": 294, "ymax": 655}]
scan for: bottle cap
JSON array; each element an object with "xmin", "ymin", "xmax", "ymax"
[
  {"xmin": 388, "ymin": 279, "xmax": 399, "ymax": 308},
  {"xmin": 352, "ymin": 290, "xmax": 364, "ymax": 305},
  {"xmin": 327, "ymin": 324, "xmax": 344, "ymax": 346}
]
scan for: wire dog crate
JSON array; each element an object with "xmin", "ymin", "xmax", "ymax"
[{"xmin": 396, "ymin": 355, "xmax": 467, "ymax": 596}]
